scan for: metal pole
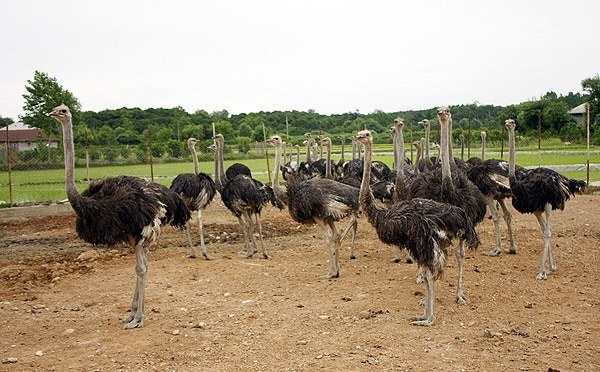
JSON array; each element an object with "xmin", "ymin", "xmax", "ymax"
[
  {"xmin": 148, "ymin": 125, "xmax": 154, "ymax": 182},
  {"xmin": 5, "ymin": 126, "xmax": 13, "ymax": 207},
  {"xmin": 262, "ymin": 123, "xmax": 271, "ymax": 184},
  {"xmin": 587, "ymin": 102, "xmax": 591, "ymax": 185}
]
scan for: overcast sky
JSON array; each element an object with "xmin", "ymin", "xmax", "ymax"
[{"xmin": 1, "ymin": 1, "xmax": 599, "ymax": 120}]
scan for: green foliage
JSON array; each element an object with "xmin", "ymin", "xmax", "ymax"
[
  {"xmin": 21, "ymin": 71, "xmax": 81, "ymax": 136},
  {"xmin": 236, "ymin": 136, "xmax": 252, "ymax": 154},
  {"xmin": 582, "ymin": 74, "xmax": 600, "ymax": 126}
]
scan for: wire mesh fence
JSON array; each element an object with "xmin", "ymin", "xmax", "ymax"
[{"xmin": 1, "ymin": 125, "xmax": 599, "ymax": 208}]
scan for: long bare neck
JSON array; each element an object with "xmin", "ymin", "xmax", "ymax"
[
  {"xmin": 396, "ymin": 128, "xmax": 405, "ymax": 175},
  {"xmin": 424, "ymin": 124, "xmax": 430, "ymax": 159},
  {"xmin": 508, "ymin": 128, "xmax": 516, "ymax": 177},
  {"xmin": 213, "ymin": 145, "xmax": 222, "ymax": 191},
  {"xmin": 481, "ymin": 135, "xmax": 486, "ymax": 161},
  {"xmin": 295, "ymin": 146, "xmax": 300, "ymax": 164},
  {"xmin": 60, "ymin": 119, "xmax": 82, "ymax": 205},
  {"xmin": 359, "ymin": 139, "xmax": 380, "ymax": 224},
  {"xmin": 440, "ymin": 117, "xmax": 452, "ymax": 182},
  {"xmin": 340, "ymin": 137, "xmax": 345, "ymax": 162},
  {"xmin": 218, "ymin": 139, "xmax": 227, "ymax": 183},
  {"xmin": 272, "ymin": 142, "xmax": 286, "ymax": 202},
  {"xmin": 190, "ymin": 143, "xmax": 199, "ymax": 174},
  {"xmin": 325, "ymin": 143, "xmax": 332, "ymax": 178}
]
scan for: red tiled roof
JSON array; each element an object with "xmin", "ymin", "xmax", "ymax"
[{"xmin": 0, "ymin": 128, "xmax": 58, "ymax": 143}]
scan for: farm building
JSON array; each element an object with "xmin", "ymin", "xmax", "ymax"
[
  {"xmin": 0, "ymin": 122, "xmax": 59, "ymax": 152},
  {"xmin": 568, "ymin": 102, "xmax": 589, "ymax": 126}
]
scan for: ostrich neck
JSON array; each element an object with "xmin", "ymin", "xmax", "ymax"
[
  {"xmin": 306, "ymin": 140, "xmax": 312, "ymax": 164},
  {"xmin": 61, "ymin": 120, "xmax": 83, "ymax": 206},
  {"xmin": 508, "ymin": 128, "xmax": 516, "ymax": 177},
  {"xmin": 272, "ymin": 143, "xmax": 286, "ymax": 202},
  {"xmin": 481, "ymin": 137, "xmax": 486, "ymax": 161},
  {"xmin": 340, "ymin": 138, "xmax": 345, "ymax": 162},
  {"xmin": 325, "ymin": 144, "xmax": 332, "ymax": 178},
  {"xmin": 424, "ymin": 125, "xmax": 430, "ymax": 159},
  {"xmin": 190, "ymin": 144, "xmax": 199, "ymax": 174},
  {"xmin": 213, "ymin": 145, "xmax": 222, "ymax": 191},
  {"xmin": 396, "ymin": 128, "xmax": 405, "ymax": 175},
  {"xmin": 218, "ymin": 139, "xmax": 227, "ymax": 183},
  {"xmin": 295, "ymin": 147, "xmax": 300, "ymax": 164},
  {"xmin": 359, "ymin": 140, "xmax": 380, "ymax": 224},
  {"xmin": 440, "ymin": 118, "xmax": 452, "ymax": 183}
]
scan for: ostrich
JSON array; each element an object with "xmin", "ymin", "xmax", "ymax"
[
  {"xmin": 270, "ymin": 135, "xmax": 359, "ymax": 277},
  {"xmin": 480, "ymin": 131, "xmax": 487, "ymax": 161},
  {"xmin": 49, "ymin": 104, "xmax": 190, "ymax": 329},
  {"xmin": 505, "ymin": 119, "xmax": 586, "ymax": 279},
  {"xmin": 214, "ymin": 134, "xmax": 276, "ymax": 259},
  {"xmin": 357, "ymin": 129, "xmax": 479, "ymax": 326},
  {"xmin": 170, "ymin": 138, "xmax": 217, "ymax": 259},
  {"xmin": 406, "ymin": 107, "xmax": 486, "ymax": 304}
]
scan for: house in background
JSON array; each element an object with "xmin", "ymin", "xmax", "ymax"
[
  {"xmin": 0, "ymin": 122, "xmax": 59, "ymax": 152},
  {"xmin": 568, "ymin": 103, "xmax": 589, "ymax": 126}
]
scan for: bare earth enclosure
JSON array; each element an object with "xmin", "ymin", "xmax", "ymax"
[{"xmin": 0, "ymin": 192, "xmax": 599, "ymax": 371}]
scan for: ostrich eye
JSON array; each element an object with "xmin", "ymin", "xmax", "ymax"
[{"xmin": 60, "ymin": 109, "xmax": 67, "ymax": 113}]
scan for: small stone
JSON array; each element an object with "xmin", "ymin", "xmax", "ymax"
[
  {"xmin": 297, "ymin": 340, "xmax": 308, "ymax": 345},
  {"xmin": 3, "ymin": 357, "xmax": 18, "ymax": 364},
  {"xmin": 172, "ymin": 329, "xmax": 180, "ymax": 335},
  {"xmin": 318, "ymin": 315, "xmax": 330, "ymax": 320},
  {"xmin": 63, "ymin": 328, "xmax": 76, "ymax": 335},
  {"xmin": 224, "ymin": 292, "xmax": 231, "ymax": 297},
  {"xmin": 35, "ymin": 351, "xmax": 43, "ymax": 357}
]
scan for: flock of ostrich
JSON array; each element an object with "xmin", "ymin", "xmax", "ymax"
[{"xmin": 48, "ymin": 104, "xmax": 587, "ymax": 329}]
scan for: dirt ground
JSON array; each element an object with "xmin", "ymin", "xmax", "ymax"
[{"xmin": 0, "ymin": 191, "xmax": 599, "ymax": 372}]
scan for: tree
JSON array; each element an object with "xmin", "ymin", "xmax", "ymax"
[
  {"xmin": 582, "ymin": 74, "xmax": 600, "ymax": 126},
  {"xmin": 236, "ymin": 136, "xmax": 252, "ymax": 154},
  {"xmin": 1, "ymin": 116, "xmax": 14, "ymax": 127},
  {"xmin": 21, "ymin": 71, "xmax": 81, "ymax": 137}
]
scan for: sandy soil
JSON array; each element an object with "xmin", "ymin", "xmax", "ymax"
[{"xmin": 0, "ymin": 192, "xmax": 599, "ymax": 372}]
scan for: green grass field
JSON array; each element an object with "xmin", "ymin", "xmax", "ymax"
[{"xmin": 1, "ymin": 146, "xmax": 599, "ymax": 206}]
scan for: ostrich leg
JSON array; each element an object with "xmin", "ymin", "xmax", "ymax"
[
  {"xmin": 410, "ymin": 269, "xmax": 436, "ymax": 326},
  {"xmin": 340, "ymin": 213, "xmax": 358, "ymax": 259},
  {"xmin": 483, "ymin": 195, "xmax": 503, "ymax": 256},
  {"xmin": 498, "ymin": 199, "xmax": 517, "ymax": 254},
  {"xmin": 197, "ymin": 210, "xmax": 212, "ymax": 260},
  {"xmin": 455, "ymin": 240, "xmax": 469, "ymax": 304},
  {"xmin": 316, "ymin": 218, "xmax": 339, "ymax": 279},
  {"xmin": 242, "ymin": 211, "xmax": 258, "ymax": 258},
  {"xmin": 123, "ymin": 240, "xmax": 150, "ymax": 329},
  {"xmin": 253, "ymin": 213, "xmax": 270, "ymax": 259},
  {"xmin": 185, "ymin": 221, "xmax": 197, "ymax": 258},
  {"xmin": 534, "ymin": 204, "xmax": 554, "ymax": 280},
  {"xmin": 237, "ymin": 216, "xmax": 251, "ymax": 256}
]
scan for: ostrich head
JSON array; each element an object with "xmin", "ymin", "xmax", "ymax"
[
  {"xmin": 305, "ymin": 132, "xmax": 312, "ymax": 139},
  {"xmin": 187, "ymin": 137, "xmax": 199, "ymax": 149},
  {"xmin": 419, "ymin": 119, "xmax": 430, "ymax": 128},
  {"xmin": 207, "ymin": 144, "xmax": 217, "ymax": 153},
  {"xmin": 390, "ymin": 126, "xmax": 396, "ymax": 136},
  {"xmin": 48, "ymin": 104, "xmax": 71, "ymax": 126},
  {"xmin": 356, "ymin": 129, "xmax": 372, "ymax": 145},
  {"xmin": 505, "ymin": 119, "xmax": 516, "ymax": 131},
  {"xmin": 269, "ymin": 135, "xmax": 283, "ymax": 147},
  {"xmin": 320, "ymin": 137, "xmax": 332, "ymax": 147},
  {"xmin": 393, "ymin": 117, "xmax": 404, "ymax": 131},
  {"xmin": 412, "ymin": 140, "xmax": 421, "ymax": 150},
  {"xmin": 480, "ymin": 131, "xmax": 487, "ymax": 140},
  {"xmin": 437, "ymin": 107, "xmax": 451, "ymax": 123}
]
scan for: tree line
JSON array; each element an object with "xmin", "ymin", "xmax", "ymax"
[{"xmin": 2, "ymin": 71, "xmax": 599, "ymax": 168}]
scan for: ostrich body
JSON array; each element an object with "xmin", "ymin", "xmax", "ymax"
[
  {"xmin": 170, "ymin": 138, "xmax": 217, "ymax": 259},
  {"xmin": 505, "ymin": 119, "xmax": 586, "ymax": 279},
  {"xmin": 405, "ymin": 107, "xmax": 486, "ymax": 304},
  {"xmin": 357, "ymin": 129, "xmax": 479, "ymax": 326},
  {"xmin": 214, "ymin": 134, "xmax": 276, "ymax": 259},
  {"xmin": 467, "ymin": 158, "xmax": 517, "ymax": 256},
  {"xmin": 270, "ymin": 135, "xmax": 359, "ymax": 277},
  {"xmin": 50, "ymin": 104, "xmax": 190, "ymax": 329}
]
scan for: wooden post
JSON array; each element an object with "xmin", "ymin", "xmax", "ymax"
[
  {"xmin": 587, "ymin": 102, "xmax": 591, "ymax": 185},
  {"xmin": 262, "ymin": 123, "xmax": 271, "ymax": 184},
  {"xmin": 286, "ymin": 116, "xmax": 289, "ymax": 141},
  {"xmin": 148, "ymin": 125, "xmax": 154, "ymax": 182},
  {"xmin": 5, "ymin": 125, "xmax": 13, "ymax": 207},
  {"xmin": 84, "ymin": 126, "xmax": 90, "ymax": 183},
  {"xmin": 409, "ymin": 122, "xmax": 413, "ymax": 163}
]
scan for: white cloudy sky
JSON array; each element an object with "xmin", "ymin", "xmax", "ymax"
[{"xmin": 1, "ymin": 0, "xmax": 599, "ymax": 120}]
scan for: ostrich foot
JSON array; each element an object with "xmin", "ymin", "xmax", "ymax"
[
  {"xmin": 456, "ymin": 292, "xmax": 469, "ymax": 305},
  {"xmin": 535, "ymin": 270, "xmax": 548, "ymax": 280},
  {"xmin": 504, "ymin": 247, "xmax": 517, "ymax": 254},
  {"xmin": 244, "ymin": 252, "xmax": 255, "ymax": 259},
  {"xmin": 409, "ymin": 315, "xmax": 435, "ymax": 326},
  {"xmin": 122, "ymin": 313, "xmax": 144, "ymax": 329},
  {"xmin": 262, "ymin": 252, "xmax": 270, "ymax": 259},
  {"xmin": 320, "ymin": 272, "xmax": 339, "ymax": 280},
  {"xmin": 202, "ymin": 253, "xmax": 213, "ymax": 260},
  {"xmin": 483, "ymin": 248, "xmax": 502, "ymax": 257},
  {"xmin": 350, "ymin": 254, "xmax": 357, "ymax": 260},
  {"xmin": 188, "ymin": 253, "xmax": 197, "ymax": 259}
]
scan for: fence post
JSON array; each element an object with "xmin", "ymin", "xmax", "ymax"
[
  {"xmin": 467, "ymin": 118, "xmax": 471, "ymax": 159},
  {"xmin": 587, "ymin": 102, "xmax": 591, "ymax": 185},
  {"xmin": 5, "ymin": 125, "xmax": 13, "ymax": 207}
]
